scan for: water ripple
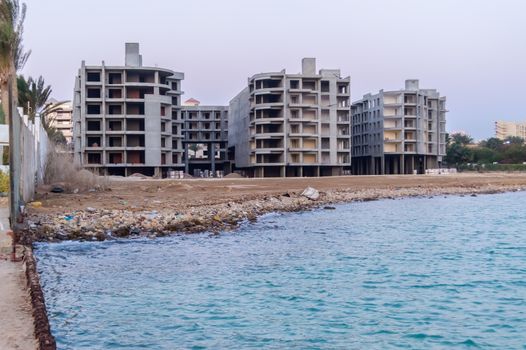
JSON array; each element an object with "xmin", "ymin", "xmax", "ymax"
[{"xmin": 35, "ymin": 192, "xmax": 526, "ymax": 349}]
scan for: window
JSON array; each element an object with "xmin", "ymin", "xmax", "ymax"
[
  {"xmin": 87, "ymin": 72, "xmax": 101, "ymax": 82},
  {"xmin": 87, "ymin": 88, "xmax": 101, "ymax": 98},
  {"xmin": 321, "ymin": 81, "xmax": 330, "ymax": 93},
  {"xmin": 87, "ymin": 104, "xmax": 101, "ymax": 114}
]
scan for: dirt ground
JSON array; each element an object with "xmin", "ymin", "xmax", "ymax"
[{"xmin": 33, "ymin": 173, "xmax": 526, "ymax": 214}]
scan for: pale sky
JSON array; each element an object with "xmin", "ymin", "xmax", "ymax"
[{"xmin": 21, "ymin": 0, "xmax": 526, "ymax": 139}]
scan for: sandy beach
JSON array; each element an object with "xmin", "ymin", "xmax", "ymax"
[{"xmin": 23, "ymin": 173, "xmax": 526, "ymax": 242}]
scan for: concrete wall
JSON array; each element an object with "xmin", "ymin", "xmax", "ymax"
[
  {"xmin": 5, "ymin": 106, "xmax": 50, "ymax": 224},
  {"xmin": 20, "ymin": 113, "xmax": 49, "ymax": 203},
  {"xmin": 144, "ymin": 94, "xmax": 162, "ymax": 166},
  {"xmin": 228, "ymin": 87, "xmax": 251, "ymax": 168}
]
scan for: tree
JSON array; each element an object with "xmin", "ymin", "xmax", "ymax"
[
  {"xmin": 0, "ymin": 0, "xmax": 31, "ymax": 123},
  {"xmin": 445, "ymin": 142, "xmax": 472, "ymax": 166},
  {"xmin": 17, "ymin": 75, "xmax": 52, "ymax": 119},
  {"xmin": 472, "ymin": 147, "xmax": 498, "ymax": 164},
  {"xmin": 445, "ymin": 132, "xmax": 474, "ymax": 166},
  {"xmin": 503, "ymin": 136, "xmax": 524, "ymax": 145},
  {"xmin": 450, "ymin": 132, "xmax": 473, "ymax": 146},
  {"xmin": 479, "ymin": 137, "xmax": 503, "ymax": 151},
  {"xmin": 501, "ymin": 143, "xmax": 526, "ymax": 164}
]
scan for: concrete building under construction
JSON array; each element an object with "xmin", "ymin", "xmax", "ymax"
[
  {"xmin": 228, "ymin": 58, "xmax": 352, "ymax": 177},
  {"xmin": 351, "ymin": 80, "xmax": 447, "ymax": 175},
  {"xmin": 181, "ymin": 98, "xmax": 230, "ymax": 177},
  {"xmin": 72, "ymin": 43, "xmax": 184, "ymax": 177}
]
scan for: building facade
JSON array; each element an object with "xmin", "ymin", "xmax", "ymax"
[
  {"xmin": 495, "ymin": 120, "xmax": 526, "ymax": 140},
  {"xmin": 72, "ymin": 43, "xmax": 184, "ymax": 177},
  {"xmin": 48, "ymin": 100, "xmax": 73, "ymax": 143},
  {"xmin": 351, "ymin": 80, "xmax": 447, "ymax": 175},
  {"xmin": 181, "ymin": 99, "xmax": 229, "ymax": 176},
  {"xmin": 229, "ymin": 58, "xmax": 351, "ymax": 177}
]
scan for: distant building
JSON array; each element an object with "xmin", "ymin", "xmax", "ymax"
[
  {"xmin": 181, "ymin": 99, "xmax": 230, "ymax": 176},
  {"xmin": 495, "ymin": 120, "xmax": 526, "ymax": 140},
  {"xmin": 183, "ymin": 98, "xmax": 200, "ymax": 107},
  {"xmin": 72, "ymin": 43, "xmax": 184, "ymax": 177},
  {"xmin": 47, "ymin": 100, "xmax": 73, "ymax": 143},
  {"xmin": 351, "ymin": 80, "xmax": 447, "ymax": 175},
  {"xmin": 229, "ymin": 58, "xmax": 351, "ymax": 177}
]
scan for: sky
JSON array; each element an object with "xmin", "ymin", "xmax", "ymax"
[{"xmin": 20, "ymin": 0, "xmax": 526, "ymax": 140}]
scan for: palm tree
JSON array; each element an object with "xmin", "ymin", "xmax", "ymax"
[
  {"xmin": 17, "ymin": 74, "xmax": 67, "ymax": 143},
  {"xmin": 17, "ymin": 75, "xmax": 51, "ymax": 119},
  {"xmin": 0, "ymin": 0, "xmax": 31, "ymax": 124}
]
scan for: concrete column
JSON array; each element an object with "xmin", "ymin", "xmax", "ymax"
[
  {"xmin": 184, "ymin": 143, "xmax": 189, "ymax": 174},
  {"xmin": 401, "ymin": 154, "xmax": 405, "ymax": 175},
  {"xmin": 211, "ymin": 142, "xmax": 216, "ymax": 176}
]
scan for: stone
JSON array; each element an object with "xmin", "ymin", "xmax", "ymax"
[
  {"xmin": 112, "ymin": 226, "xmax": 131, "ymax": 237},
  {"xmin": 86, "ymin": 207, "xmax": 96, "ymax": 213},
  {"xmin": 301, "ymin": 187, "xmax": 320, "ymax": 201}
]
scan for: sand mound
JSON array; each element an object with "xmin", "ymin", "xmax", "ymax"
[
  {"xmin": 225, "ymin": 173, "xmax": 244, "ymax": 178},
  {"xmin": 129, "ymin": 173, "xmax": 150, "ymax": 179}
]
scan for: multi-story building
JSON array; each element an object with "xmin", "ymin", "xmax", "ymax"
[
  {"xmin": 181, "ymin": 98, "xmax": 230, "ymax": 176},
  {"xmin": 351, "ymin": 80, "xmax": 447, "ymax": 175},
  {"xmin": 495, "ymin": 120, "xmax": 526, "ymax": 140},
  {"xmin": 72, "ymin": 43, "xmax": 184, "ymax": 177},
  {"xmin": 47, "ymin": 100, "xmax": 73, "ymax": 143},
  {"xmin": 229, "ymin": 58, "xmax": 351, "ymax": 177}
]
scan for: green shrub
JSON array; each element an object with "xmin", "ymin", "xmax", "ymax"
[{"xmin": 0, "ymin": 170, "xmax": 9, "ymax": 193}]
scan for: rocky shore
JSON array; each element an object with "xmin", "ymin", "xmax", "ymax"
[{"xmin": 22, "ymin": 182, "xmax": 525, "ymax": 244}]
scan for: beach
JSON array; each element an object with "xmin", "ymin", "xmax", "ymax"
[{"xmin": 23, "ymin": 173, "xmax": 526, "ymax": 243}]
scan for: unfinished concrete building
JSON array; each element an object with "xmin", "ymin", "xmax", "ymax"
[
  {"xmin": 351, "ymin": 80, "xmax": 447, "ymax": 175},
  {"xmin": 72, "ymin": 43, "xmax": 184, "ymax": 177},
  {"xmin": 229, "ymin": 58, "xmax": 351, "ymax": 177},
  {"xmin": 181, "ymin": 98, "xmax": 229, "ymax": 176}
]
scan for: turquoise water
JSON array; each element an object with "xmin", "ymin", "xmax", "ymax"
[{"xmin": 36, "ymin": 192, "xmax": 526, "ymax": 349}]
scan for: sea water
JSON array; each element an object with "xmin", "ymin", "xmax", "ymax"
[{"xmin": 35, "ymin": 192, "xmax": 526, "ymax": 349}]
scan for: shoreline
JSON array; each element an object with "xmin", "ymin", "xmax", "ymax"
[{"xmin": 23, "ymin": 176, "xmax": 526, "ymax": 243}]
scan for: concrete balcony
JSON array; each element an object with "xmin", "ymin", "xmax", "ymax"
[
  {"xmin": 254, "ymin": 133, "xmax": 284, "ymax": 139},
  {"xmin": 383, "ymin": 114, "xmax": 404, "ymax": 119},
  {"xmin": 252, "ymin": 148, "xmax": 285, "ymax": 154}
]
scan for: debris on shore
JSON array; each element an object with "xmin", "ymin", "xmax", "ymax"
[{"xmin": 21, "ymin": 183, "xmax": 524, "ymax": 244}]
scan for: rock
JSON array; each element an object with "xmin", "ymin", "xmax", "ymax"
[
  {"xmin": 470, "ymin": 193, "xmax": 477, "ymax": 197},
  {"xmin": 86, "ymin": 207, "xmax": 96, "ymax": 213},
  {"xmin": 112, "ymin": 226, "xmax": 130, "ymax": 237},
  {"xmin": 323, "ymin": 206, "xmax": 336, "ymax": 210},
  {"xmin": 301, "ymin": 187, "xmax": 320, "ymax": 201}
]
